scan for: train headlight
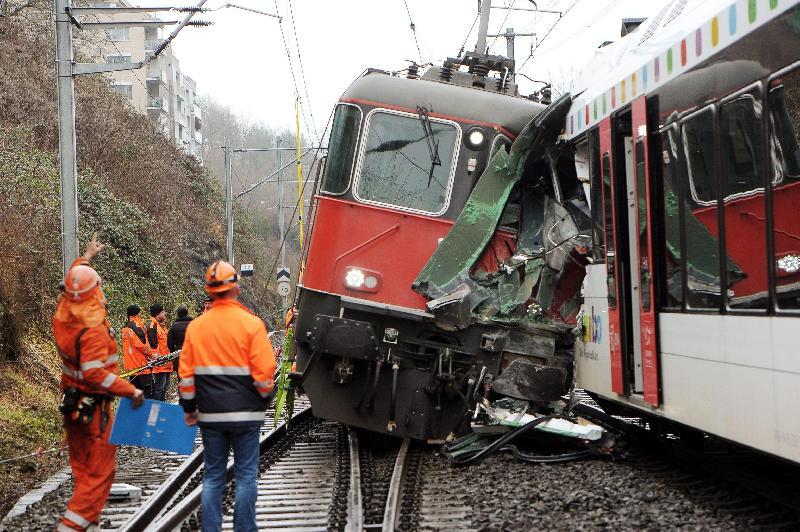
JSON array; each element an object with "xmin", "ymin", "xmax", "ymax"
[
  {"xmin": 344, "ymin": 267, "xmax": 382, "ymax": 292},
  {"xmin": 777, "ymin": 253, "xmax": 800, "ymax": 275},
  {"xmin": 345, "ymin": 268, "xmax": 366, "ymax": 288},
  {"xmin": 465, "ymin": 127, "xmax": 486, "ymax": 150}
]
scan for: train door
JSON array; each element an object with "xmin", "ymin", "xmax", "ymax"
[
  {"xmin": 598, "ymin": 118, "xmax": 625, "ymax": 395},
  {"xmin": 631, "ymin": 96, "xmax": 659, "ymax": 406},
  {"xmin": 599, "ymin": 98, "xmax": 661, "ymax": 405}
]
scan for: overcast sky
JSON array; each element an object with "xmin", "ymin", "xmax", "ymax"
[{"xmin": 143, "ymin": 0, "xmax": 664, "ymax": 143}]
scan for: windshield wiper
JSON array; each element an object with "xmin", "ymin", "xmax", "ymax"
[{"xmin": 416, "ymin": 106, "xmax": 441, "ymax": 186}]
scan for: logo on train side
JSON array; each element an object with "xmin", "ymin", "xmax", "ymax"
[{"xmin": 582, "ymin": 306, "xmax": 602, "ymax": 344}]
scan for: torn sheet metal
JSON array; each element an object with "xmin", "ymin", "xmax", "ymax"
[
  {"xmin": 478, "ymin": 398, "xmax": 605, "ymax": 440},
  {"xmin": 412, "ymin": 94, "xmax": 573, "ymax": 300}
]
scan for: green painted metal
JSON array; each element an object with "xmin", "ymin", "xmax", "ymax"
[{"xmin": 413, "ymin": 94, "xmax": 573, "ymax": 300}]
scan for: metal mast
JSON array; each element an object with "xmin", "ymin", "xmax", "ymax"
[
  {"xmin": 224, "ymin": 145, "xmax": 234, "ymax": 265},
  {"xmin": 475, "ymin": 0, "xmax": 492, "ymax": 55},
  {"xmin": 54, "ymin": 0, "xmax": 79, "ymax": 274}
]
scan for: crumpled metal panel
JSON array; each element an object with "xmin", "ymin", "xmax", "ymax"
[{"xmin": 412, "ymin": 94, "xmax": 573, "ymax": 300}]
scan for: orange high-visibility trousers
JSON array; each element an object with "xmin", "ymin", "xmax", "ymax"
[{"xmin": 59, "ymin": 406, "xmax": 116, "ymax": 531}]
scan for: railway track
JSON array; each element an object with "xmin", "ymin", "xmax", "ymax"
[
  {"xmin": 7, "ymin": 390, "xmax": 800, "ymax": 530},
  {"xmin": 131, "ymin": 404, "xmax": 473, "ymax": 531}
]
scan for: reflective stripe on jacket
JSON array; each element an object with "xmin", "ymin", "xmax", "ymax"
[
  {"xmin": 178, "ymin": 298, "xmax": 276, "ymax": 427},
  {"xmin": 54, "ymin": 318, "xmax": 136, "ymax": 397}
]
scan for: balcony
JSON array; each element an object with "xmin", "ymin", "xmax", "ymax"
[{"xmin": 147, "ymin": 97, "xmax": 167, "ymax": 112}]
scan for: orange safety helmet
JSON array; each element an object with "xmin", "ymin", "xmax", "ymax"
[
  {"xmin": 205, "ymin": 260, "xmax": 238, "ymax": 294},
  {"xmin": 63, "ymin": 264, "xmax": 101, "ymax": 301}
]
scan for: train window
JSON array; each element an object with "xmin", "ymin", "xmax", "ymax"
[
  {"xmin": 681, "ymin": 109, "xmax": 722, "ymax": 309},
  {"xmin": 588, "ymin": 130, "xmax": 605, "ymax": 262},
  {"xmin": 768, "ymin": 69, "xmax": 800, "ymax": 310},
  {"xmin": 354, "ymin": 110, "xmax": 459, "ymax": 215},
  {"xmin": 683, "ymin": 109, "xmax": 718, "ymax": 205},
  {"xmin": 720, "ymin": 91, "xmax": 768, "ymax": 311},
  {"xmin": 635, "ymin": 139, "xmax": 653, "ymax": 313},
  {"xmin": 602, "ymin": 154, "xmax": 616, "ymax": 309},
  {"xmin": 320, "ymin": 104, "xmax": 362, "ymax": 195},
  {"xmin": 657, "ymin": 128, "xmax": 684, "ymax": 309}
]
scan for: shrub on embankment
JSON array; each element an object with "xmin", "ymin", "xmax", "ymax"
[{"xmin": 0, "ymin": 1, "xmax": 281, "ymax": 513}]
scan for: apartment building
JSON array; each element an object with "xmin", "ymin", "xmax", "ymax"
[{"xmin": 96, "ymin": 2, "xmax": 203, "ymax": 160}]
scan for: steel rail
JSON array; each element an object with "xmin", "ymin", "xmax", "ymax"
[
  {"xmin": 125, "ymin": 406, "xmax": 313, "ymax": 532},
  {"xmin": 345, "ymin": 430, "xmax": 364, "ymax": 532},
  {"xmin": 381, "ymin": 438, "xmax": 411, "ymax": 532}
]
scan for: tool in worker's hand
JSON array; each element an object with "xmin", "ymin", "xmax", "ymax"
[{"xmin": 120, "ymin": 350, "xmax": 181, "ymax": 379}]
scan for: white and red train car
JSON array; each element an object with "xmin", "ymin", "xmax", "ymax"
[{"xmin": 571, "ymin": 0, "xmax": 800, "ymax": 463}]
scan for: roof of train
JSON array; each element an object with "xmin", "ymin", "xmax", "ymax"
[
  {"xmin": 565, "ymin": 0, "xmax": 797, "ymax": 139},
  {"xmin": 340, "ymin": 70, "xmax": 546, "ymax": 138}
]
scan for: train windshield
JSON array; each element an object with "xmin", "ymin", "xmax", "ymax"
[{"xmin": 355, "ymin": 111, "xmax": 459, "ymax": 215}]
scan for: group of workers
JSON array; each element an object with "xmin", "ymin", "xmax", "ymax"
[
  {"xmin": 120, "ymin": 300, "xmax": 204, "ymax": 401},
  {"xmin": 53, "ymin": 233, "xmax": 277, "ymax": 532}
]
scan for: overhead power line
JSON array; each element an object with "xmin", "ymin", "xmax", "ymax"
[
  {"xmin": 458, "ymin": 10, "xmax": 481, "ymax": 57},
  {"xmin": 287, "ymin": 0, "xmax": 320, "ymax": 143},
  {"xmin": 488, "ymin": 0, "xmax": 517, "ymax": 52},
  {"xmin": 519, "ymin": 0, "xmax": 580, "ymax": 70},
  {"xmin": 272, "ymin": 0, "xmax": 319, "ymax": 145},
  {"xmin": 400, "ymin": 0, "xmax": 423, "ymax": 64}
]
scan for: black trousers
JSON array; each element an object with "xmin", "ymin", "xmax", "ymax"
[{"xmin": 131, "ymin": 373, "xmax": 168, "ymax": 401}]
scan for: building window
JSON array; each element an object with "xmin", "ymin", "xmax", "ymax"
[
  {"xmin": 106, "ymin": 53, "xmax": 131, "ymax": 64},
  {"xmin": 176, "ymin": 97, "xmax": 183, "ymax": 113},
  {"xmin": 112, "ymin": 83, "xmax": 132, "ymax": 99},
  {"xmin": 104, "ymin": 27, "xmax": 129, "ymax": 41}
]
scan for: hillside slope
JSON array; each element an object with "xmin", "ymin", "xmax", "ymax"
[{"xmin": 0, "ymin": 0, "xmax": 281, "ymax": 512}]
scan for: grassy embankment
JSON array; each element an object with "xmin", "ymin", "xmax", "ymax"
[{"xmin": 0, "ymin": 1, "xmax": 281, "ymax": 514}]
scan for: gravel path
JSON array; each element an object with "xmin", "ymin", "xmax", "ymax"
[{"xmin": 2, "ymin": 445, "xmax": 184, "ymax": 531}]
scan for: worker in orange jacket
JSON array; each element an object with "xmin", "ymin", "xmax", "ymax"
[
  {"xmin": 53, "ymin": 233, "xmax": 145, "ymax": 531},
  {"xmin": 121, "ymin": 305, "xmax": 158, "ymax": 398},
  {"xmin": 146, "ymin": 303, "xmax": 172, "ymax": 401},
  {"xmin": 179, "ymin": 260, "xmax": 276, "ymax": 532}
]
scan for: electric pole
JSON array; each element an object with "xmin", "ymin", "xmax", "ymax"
[
  {"xmin": 475, "ymin": 0, "xmax": 492, "ymax": 55},
  {"xmin": 505, "ymin": 27, "xmax": 515, "ymax": 60},
  {"xmin": 224, "ymin": 145, "xmax": 234, "ymax": 265},
  {"xmin": 277, "ymin": 137, "xmax": 287, "ymax": 308},
  {"xmin": 52, "ymin": 0, "xmax": 273, "ymax": 275},
  {"xmin": 277, "ymin": 138, "xmax": 286, "ymax": 270},
  {"xmin": 55, "ymin": 0, "xmax": 79, "ymax": 274}
]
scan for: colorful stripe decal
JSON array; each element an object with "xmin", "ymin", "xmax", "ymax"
[{"xmin": 565, "ymin": 0, "xmax": 794, "ymax": 138}]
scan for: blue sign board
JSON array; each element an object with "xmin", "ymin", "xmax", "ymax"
[{"xmin": 110, "ymin": 398, "xmax": 197, "ymax": 455}]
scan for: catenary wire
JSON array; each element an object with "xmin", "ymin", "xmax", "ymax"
[
  {"xmin": 457, "ymin": 9, "xmax": 481, "ymax": 57},
  {"xmin": 272, "ymin": 0, "xmax": 318, "ymax": 145},
  {"xmin": 518, "ymin": 0, "xmax": 581, "ymax": 70},
  {"xmin": 488, "ymin": 0, "xmax": 517, "ymax": 52},
  {"xmin": 400, "ymin": 0, "xmax": 423, "ymax": 64},
  {"xmin": 287, "ymin": 0, "xmax": 321, "ymax": 143}
]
